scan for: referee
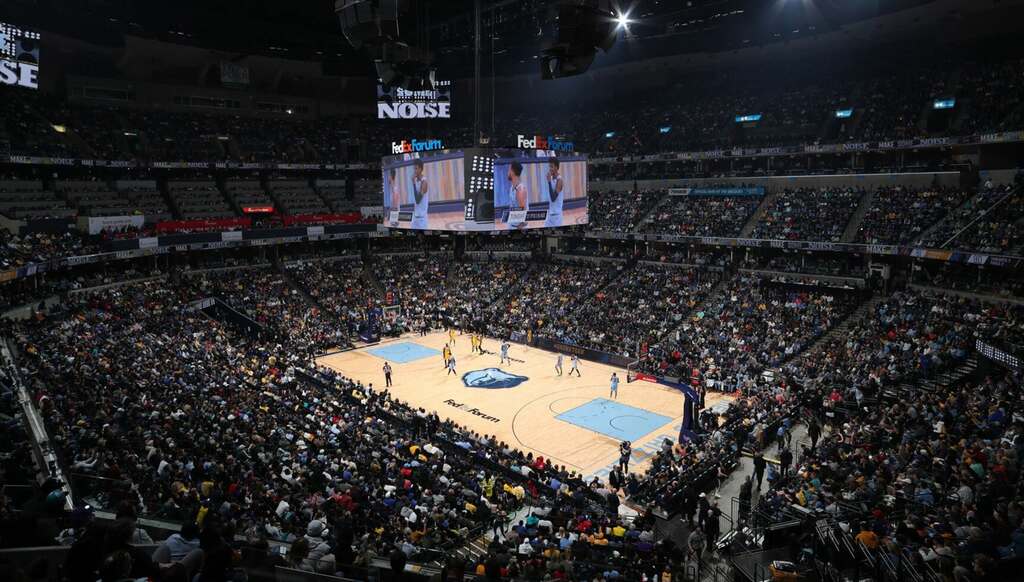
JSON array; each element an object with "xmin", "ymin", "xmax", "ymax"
[{"xmin": 383, "ymin": 361, "xmax": 393, "ymax": 387}]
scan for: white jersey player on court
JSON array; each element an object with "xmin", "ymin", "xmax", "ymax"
[
  {"xmin": 555, "ymin": 353, "xmax": 563, "ymax": 376},
  {"xmin": 410, "ymin": 159, "xmax": 429, "ymax": 229},
  {"xmin": 500, "ymin": 341, "xmax": 511, "ymax": 364},
  {"xmin": 543, "ymin": 158, "xmax": 564, "ymax": 227},
  {"xmin": 569, "ymin": 355, "xmax": 581, "ymax": 377}
]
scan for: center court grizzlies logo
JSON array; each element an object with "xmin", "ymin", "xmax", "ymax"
[{"xmin": 462, "ymin": 368, "xmax": 528, "ymax": 389}]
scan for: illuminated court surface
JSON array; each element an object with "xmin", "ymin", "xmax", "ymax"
[{"xmin": 317, "ymin": 331, "xmax": 734, "ymax": 480}]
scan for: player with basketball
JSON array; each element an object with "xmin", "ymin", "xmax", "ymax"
[
  {"xmin": 410, "ymin": 159, "xmax": 429, "ymax": 229},
  {"xmin": 544, "ymin": 158, "xmax": 564, "ymax": 227}
]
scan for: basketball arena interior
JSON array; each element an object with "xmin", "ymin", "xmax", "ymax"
[{"xmin": 1, "ymin": 1, "xmax": 1023, "ymax": 581}]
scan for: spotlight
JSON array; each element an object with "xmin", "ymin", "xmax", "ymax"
[{"xmin": 615, "ymin": 12, "xmax": 631, "ymax": 29}]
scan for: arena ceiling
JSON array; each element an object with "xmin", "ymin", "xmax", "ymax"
[{"xmin": 0, "ymin": 0, "xmax": 1016, "ymax": 78}]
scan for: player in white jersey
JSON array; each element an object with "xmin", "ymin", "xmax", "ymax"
[
  {"xmin": 543, "ymin": 158, "xmax": 564, "ymax": 227},
  {"xmin": 500, "ymin": 341, "xmax": 511, "ymax": 364},
  {"xmin": 385, "ymin": 168, "xmax": 397, "ymax": 227},
  {"xmin": 555, "ymin": 353, "xmax": 563, "ymax": 376},
  {"xmin": 410, "ymin": 159, "xmax": 429, "ymax": 229},
  {"xmin": 506, "ymin": 161, "xmax": 528, "ymax": 229},
  {"xmin": 569, "ymin": 355, "xmax": 581, "ymax": 377}
]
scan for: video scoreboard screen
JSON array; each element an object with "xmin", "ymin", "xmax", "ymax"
[
  {"xmin": 0, "ymin": 21, "xmax": 40, "ymax": 90},
  {"xmin": 382, "ymin": 148, "xmax": 588, "ymax": 231}
]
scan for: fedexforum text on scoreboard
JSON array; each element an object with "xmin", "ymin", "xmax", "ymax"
[{"xmin": 0, "ymin": 22, "xmax": 40, "ymax": 90}]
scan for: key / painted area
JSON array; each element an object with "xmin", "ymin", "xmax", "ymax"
[
  {"xmin": 555, "ymin": 398, "xmax": 674, "ymax": 441},
  {"xmin": 366, "ymin": 341, "xmax": 441, "ymax": 363}
]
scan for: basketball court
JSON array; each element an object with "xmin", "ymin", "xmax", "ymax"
[{"xmin": 317, "ymin": 331, "xmax": 734, "ymax": 480}]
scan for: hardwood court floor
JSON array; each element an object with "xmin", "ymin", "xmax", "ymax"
[{"xmin": 318, "ymin": 331, "xmax": 734, "ymax": 479}]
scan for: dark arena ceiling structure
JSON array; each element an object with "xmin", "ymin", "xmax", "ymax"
[{"xmin": 0, "ymin": 0, "xmax": 1009, "ymax": 79}]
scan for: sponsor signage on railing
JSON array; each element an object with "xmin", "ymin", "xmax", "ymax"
[
  {"xmin": 670, "ymin": 186, "xmax": 765, "ymax": 196},
  {"xmin": 155, "ymin": 217, "xmax": 252, "ymax": 234},
  {"xmin": 241, "ymin": 206, "xmax": 274, "ymax": 214},
  {"xmin": 81, "ymin": 215, "xmax": 145, "ymax": 235}
]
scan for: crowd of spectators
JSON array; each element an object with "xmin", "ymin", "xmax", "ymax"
[
  {"xmin": 643, "ymin": 194, "xmax": 762, "ymax": 238},
  {"xmin": 0, "ymin": 231, "xmax": 95, "ymax": 269},
  {"xmin": 919, "ymin": 184, "xmax": 1024, "ymax": 254},
  {"xmin": 284, "ymin": 258, "xmax": 374, "ymax": 327},
  {"xmin": 789, "ymin": 289, "xmax": 1021, "ymax": 399},
  {"xmin": 644, "ymin": 276, "xmax": 862, "ymax": 389},
  {"xmin": 855, "ymin": 187, "xmax": 973, "ymax": 245},
  {"xmin": 750, "ymin": 188, "xmax": 864, "ymax": 242},
  {"xmin": 186, "ymin": 266, "xmax": 350, "ymax": 355},
  {"xmin": 587, "ymin": 190, "xmax": 665, "ymax": 233},
  {"xmin": 763, "ymin": 366, "xmax": 1023, "ymax": 581},
  {"xmin": 546, "ymin": 264, "xmax": 720, "ymax": 356}
]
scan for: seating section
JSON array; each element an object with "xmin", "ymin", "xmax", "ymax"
[
  {"xmin": 644, "ymin": 194, "xmax": 762, "ymax": 237},
  {"xmin": 116, "ymin": 182, "xmax": 172, "ymax": 222},
  {"xmin": 167, "ymin": 181, "xmax": 235, "ymax": 219},
  {"xmin": 855, "ymin": 187, "xmax": 973, "ymax": 245},
  {"xmin": 750, "ymin": 188, "xmax": 863, "ymax": 242},
  {"xmin": 0, "ymin": 180, "xmax": 74, "ymax": 219},
  {"xmin": 644, "ymin": 274, "xmax": 862, "ymax": 388},
  {"xmin": 919, "ymin": 185, "xmax": 1024, "ymax": 253},
  {"xmin": 225, "ymin": 180, "xmax": 273, "ymax": 211},
  {"xmin": 317, "ymin": 183, "xmax": 353, "ymax": 213},
  {"xmin": 587, "ymin": 189, "xmax": 664, "ymax": 232},
  {"xmin": 547, "ymin": 264, "xmax": 721, "ymax": 354},
  {"xmin": 268, "ymin": 180, "xmax": 330, "ymax": 215},
  {"xmin": 57, "ymin": 180, "xmax": 135, "ymax": 217}
]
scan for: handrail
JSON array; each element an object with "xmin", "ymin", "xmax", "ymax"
[{"xmin": 2, "ymin": 336, "xmax": 74, "ymax": 511}]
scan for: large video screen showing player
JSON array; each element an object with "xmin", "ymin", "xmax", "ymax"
[
  {"xmin": 382, "ymin": 149, "xmax": 466, "ymax": 230},
  {"xmin": 382, "ymin": 148, "xmax": 587, "ymax": 231},
  {"xmin": 492, "ymin": 150, "xmax": 588, "ymax": 229}
]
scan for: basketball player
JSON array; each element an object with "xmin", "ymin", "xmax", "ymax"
[
  {"xmin": 506, "ymin": 162, "xmax": 529, "ymax": 229},
  {"xmin": 569, "ymin": 355, "xmax": 581, "ymax": 377},
  {"xmin": 543, "ymin": 158, "xmax": 564, "ymax": 227},
  {"xmin": 500, "ymin": 341, "xmax": 511, "ymax": 365},
  {"xmin": 442, "ymin": 343, "xmax": 452, "ymax": 369},
  {"xmin": 609, "ymin": 372, "xmax": 620, "ymax": 399},
  {"xmin": 410, "ymin": 159, "xmax": 429, "ymax": 229},
  {"xmin": 555, "ymin": 353, "xmax": 563, "ymax": 376},
  {"xmin": 449, "ymin": 328, "xmax": 456, "ymax": 345},
  {"xmin": 386, "ymin": 168, "xmax": 400, "ymax": 227},
  {"xmin": 383, "ymin": 361, "xmax": 393, "ymax": 388},
  {"xmin": 447, "ymin": 354, "xmax": 457, "ymax": 376}
]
